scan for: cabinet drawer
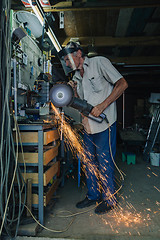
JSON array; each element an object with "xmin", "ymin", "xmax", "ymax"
[
  {"xmin": 32, "ymin": 179, "xmax": 60, "ymax": 207},
  {"xmin": 43, "ymin": 129, "xmax": 59, "ymax": 145},
  {"xmin": 22, "ymin": 161, "xmax": 59, "ymax": 186},
  {"xmin": 14, "ymin": 129, "xmax": 59, "ymax": 144},
  {"xmin": 18, "ymin": 145, "xmax": 58, "ymax": 165},
  {"xmin": 22, "ymin": 178, "xmax": 60, "ymax": 207}
]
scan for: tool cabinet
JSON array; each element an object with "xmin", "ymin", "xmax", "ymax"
[{"xmin": 16, "ymin": 124, "xmax": 60, "ymax": 224}]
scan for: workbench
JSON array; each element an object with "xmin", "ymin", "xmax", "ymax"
[
  {"xmin": 119, "ymin": 129, "xmax": 146, "ymax": 153},
  {"xmin": 16, "ymin": 124, "xmax": 60, "ymax": 225}
]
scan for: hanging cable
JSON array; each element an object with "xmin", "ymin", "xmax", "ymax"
[{"xmin": 0, "ymin": 0, "xmax": 26, "ymax": 238}]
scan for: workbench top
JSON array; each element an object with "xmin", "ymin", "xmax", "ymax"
[
  {"xmin": 119, "ymin": 129, "xmax": 146, "ymax": 143},
  {"xmin": 18, "ymin": 123, "xmax": 56, "ymax": 131}
]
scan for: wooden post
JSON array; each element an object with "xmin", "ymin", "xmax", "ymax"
[{"xmin": 27, "ymin": 178, "xmax": 32, "ymax": 217}]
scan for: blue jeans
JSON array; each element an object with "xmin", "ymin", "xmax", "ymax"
[{"xmin": 83, "ymin": 122, "xmax": 116, "ymax": 206}]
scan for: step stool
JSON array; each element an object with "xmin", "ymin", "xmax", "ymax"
[{"xmin": 122, "ymin": 152, "xmax": 136, "ymax": 165}]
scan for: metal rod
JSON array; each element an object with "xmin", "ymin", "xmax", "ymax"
[
  {"xmin": 38, "ymin": 129, "xmax": 44, "ymax": 225},
  {"xmin": 122, "ymin": 92, "xmax": 125, "ymax": 129},
  {"xmin": 13, "ymin": 59, "xmax": 17, "ymax": 119}
]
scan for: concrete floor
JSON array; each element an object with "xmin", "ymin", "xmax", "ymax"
[
  {"xmin": 4, "ymin": 148, "xmax": 160, "ymax": 240},
  {"xmin": 35, "ymin": 148, "xmax": 160, "ymax": 240}
]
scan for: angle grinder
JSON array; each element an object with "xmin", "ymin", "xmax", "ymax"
[{"xmin": 49, "ymin": 84, "xmax": 109, "ymax": 123}]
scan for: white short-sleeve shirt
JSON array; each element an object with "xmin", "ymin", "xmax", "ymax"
[{"xmin": 72, "ymin": 56, "xmax": 123, "ymax": 134}]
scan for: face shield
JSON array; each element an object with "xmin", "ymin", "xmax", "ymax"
[{"xmin": 58, "ymin": 45, "xmax": 80, "ymax": 76}]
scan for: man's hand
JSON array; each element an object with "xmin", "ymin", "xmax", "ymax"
[
  {"xmin": 68, "ymin": 80, "xmax": 76, "ymax": 89},
  {"xmin": 90, "ymin": 103, "xmax": 104, "ymax": 117},
  {"xmin": 91, "ymin": 78, "xmax": 128, "ymax": 118},
  {"xmin": 68, "ymin": 80, "xmax": 79, "ymax": 97}
]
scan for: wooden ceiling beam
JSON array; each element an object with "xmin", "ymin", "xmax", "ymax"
[
  {"xmin": 109, "ymin": 56, "xmax": 160, "ymax": 64},
  {"xmin": 61, "ymin": 36, "xmax": 160, "ymax": 47},
  {"xmin": 51, "ymin": 54, "xmax": 160, "ymax": 65},
  {"xmin": 44, "ymin": 1, "xmax": 160, "ymax": 12}
]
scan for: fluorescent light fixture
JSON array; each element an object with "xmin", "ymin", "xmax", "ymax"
[
  {"xmin": 47, "ymin": 28, "xmax": 61, "ymax": 52},
  {"xmin": 28, "ymin": 0, "xmax": 61, "ymax": 52},
  {"xmin": 28, "ymin": 0, "xmax": 43, "ymax": 25}
]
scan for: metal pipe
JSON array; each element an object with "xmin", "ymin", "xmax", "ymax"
[
  {"xmin": 18, "ymin": 63, "xmax": 21, "ymax": 83},
  {"xmin": 13, "ymin": 59, "xmax": 17, "ymax": 119},
  {"xmin": 122, "ymin": 92, "xmax": 125, "ymax": 129},
  {"xmin": 123, "ymin": 64, "xmax": 160, "ymax": 68}
]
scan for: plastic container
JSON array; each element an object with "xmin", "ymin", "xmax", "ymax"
[{"xmin": 150, "ymin": 152, "xmax": 160, "ymax": 167}]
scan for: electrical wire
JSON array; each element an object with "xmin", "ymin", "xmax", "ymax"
[
  {"xmin": 0, "ymin": 115, "xmax": 19, "ymax": 236},
  {"xmin": 0, "ymin": 0, "xmax": 13, "ymax": 236},
  {"xmin": 24, "ymin": 205, "xmax": 75, "ymax": 233},
  {"xmin": 0, "ymin": 1, "xmax": 27, "ymax": 238},
  {"xmin": 108, "ymin": 124, "xmax": 125, "ymax": 182}
]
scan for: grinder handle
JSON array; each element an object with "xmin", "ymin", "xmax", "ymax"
[
  {"xmin": 87, "ymin": 112, "xmax": 109, "ymax": 123},
  {"xmin": 100, "ymin": 112, "xmax": 109, "ymax": 123}
]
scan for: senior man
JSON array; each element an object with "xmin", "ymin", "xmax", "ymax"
[{"xmin": 60, "ymin": 41, "xmax": 128, "ymax": 214}]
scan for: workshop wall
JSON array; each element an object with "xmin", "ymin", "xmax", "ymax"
[{"xmin": 12, "ymin": 12, "xmax": 44, "ymax": 105}]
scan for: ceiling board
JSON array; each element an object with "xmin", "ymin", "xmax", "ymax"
[
  {"xmin": 64, "ymin": 11, "xmax": 77, "ymax": 36},
  {"xmin": 115, "ymin": 8, "xmax": 134, "ymax": 37},
  {"xmin": 45, "ymin": 0, "xmax": 160, "ymax": 12},
  {"xmin": 11, "ymin": 0, "xmax": 160, "ymax": 66},
  {"xmin": 126, "ymin": 7, "xmax": 155, "ymax": 36},
  {"xmin": 61, "ymin": 36, "xmax": 160, "ymax": 47},
  {"xmin": 105, "ymin": 9, "xmax": 120, "ymax": 36}
]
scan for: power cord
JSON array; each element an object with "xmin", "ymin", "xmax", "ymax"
[
  {"xmin": 108, "ymin": 123, "xmax": 125, "ymax": 183},
  {"xmin": 0, "ymin": 116, "xmax": 19, "ymax": 236},
  {"xmin": 0, "ymin": 114, "xmax": 27, "ymax": 237},
  {"xmin": 24, "ymin": 204, "xmax": 75, "ymax": 233},
  {"xmin": 0, "ymin": 1, "xmax": 26, "ymax": 237}
]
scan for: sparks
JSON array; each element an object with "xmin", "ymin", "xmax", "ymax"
[
  {"xmin": 51, "ymin": 103, "xmax": 118, "ymax": 205},
  {"xmin": 154, "ymin": 186, "xmax": 160, "ymax": 192},
  {"xmin": 152, "ymin": 172, "xmax": 158, "ymax": 177}
]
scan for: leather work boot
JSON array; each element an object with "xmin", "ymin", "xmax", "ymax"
[
  {"xmin": 95, "ymin": 201, "xmax": 114, "ymax": 214},
  {"xmin": 76, "ymin": 197, "xmax": 98, "ymax": 208}
]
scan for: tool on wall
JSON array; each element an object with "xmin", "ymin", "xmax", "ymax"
[{"xmin": 49, "ymin": 83, "xmax": 109, "ymax": 123}]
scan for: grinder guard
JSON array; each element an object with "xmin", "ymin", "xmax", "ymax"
[{"xmin": 49, "ymin": 84, "xmax": 73, "ymax": 107}]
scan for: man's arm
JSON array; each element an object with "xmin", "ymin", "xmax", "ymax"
[{"xmin": 91, "ymin": 77, "xmax": 128, "ymax": 117}]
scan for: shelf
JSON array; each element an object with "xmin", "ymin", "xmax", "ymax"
[{"xmin": 16, "ymin": 123, "xmax": 60, "ymax": 225}]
